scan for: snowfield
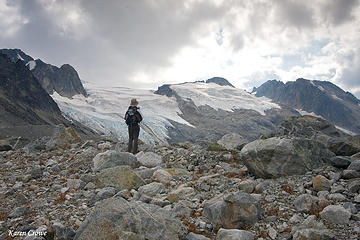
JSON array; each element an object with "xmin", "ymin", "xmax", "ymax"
[
  {"xmin": 171, "ymin": 82, "xmax": 280, "ymax": 115},
  {"xmin": 52, "ymin": 82, "xmax": 280, "ymax": 144}
]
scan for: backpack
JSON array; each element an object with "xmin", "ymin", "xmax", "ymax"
[{"xmin": 125, "ymin": 107, "xmax": 142, "ymax": 126}]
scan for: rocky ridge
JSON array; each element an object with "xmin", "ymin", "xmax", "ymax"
[
  {"xmin": 0, "ymin": 49, "xmax": 87, "ymax": 98},
  {"xmin": 1, "ymin": 116, "xmax": 360, "ymax": 239},
  {"xmin": 253, "ymin": 78, "xmax": 360, "ymax": 135}
]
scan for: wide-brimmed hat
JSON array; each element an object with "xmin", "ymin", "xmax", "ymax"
[{"xmin": 130, "ymin": 98, "xmax": 139, "ymax": 106}]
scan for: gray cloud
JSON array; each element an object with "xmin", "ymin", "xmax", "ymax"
[
  {"xmin": 0, "ymin": 0, "xmax": 360, "ymax": 98},
  {"xmin": 320, "ymin": 0, "xmax": 359, "ymax": 25},
  {"xmin": 272, "ymin": 0, "xmax": 315, "ymax": 29}
]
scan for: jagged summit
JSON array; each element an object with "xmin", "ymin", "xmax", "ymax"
[
  {"xmin": 254, "ymin": 78, "xmax": 360, "ymax": 134},
  {"xmin": 0, "ymin": 48, "xmax": 87, "ymax": 98}
]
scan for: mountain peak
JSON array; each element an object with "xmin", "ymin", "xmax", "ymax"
[
  {"xmin": 205, "ymin": 77, "xmax": 235, "ymax": 87},
  {"xmin": 0, "ymin": 48, "xmax": 87, "ymax": 98}
]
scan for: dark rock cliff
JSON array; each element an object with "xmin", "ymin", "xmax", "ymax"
[
  {"xmin": 0, "ymin": 53, "xmax": 64, "ymax": 126},
  {"xmin": 0, "ymin": 48, "xmax": 87, "ymax": 98}
]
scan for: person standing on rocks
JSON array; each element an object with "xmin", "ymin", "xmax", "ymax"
[{"xmin": 125, "ymin": 98, "xmax": 143, "ymax": 154}]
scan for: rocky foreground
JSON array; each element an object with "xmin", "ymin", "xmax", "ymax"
[{"xmin": 1, "ymin": 118, "xmax": 360, "ymax": 240}]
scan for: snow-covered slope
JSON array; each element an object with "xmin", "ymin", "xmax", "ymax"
[
  {"xmin": 52, "ymin": 82, "xmax": 281, "ymax": 144},
  {"xmin": 171, "ymin": 82, "xmax": 279, "ymax": 115}
]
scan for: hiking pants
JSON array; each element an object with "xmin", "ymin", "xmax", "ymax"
[{"xmin": 128, "ymin": 125, "xmax": 140, "ymax": 154}]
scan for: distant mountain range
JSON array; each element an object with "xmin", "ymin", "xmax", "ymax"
[
  {"xmin": 1, "ymin": 48, "xmax": 359, "ymax": 144},
  {"xmin": 0, "ymin": 49, "xmax": 87, "ymax": 98},
  {"xmin": 253, "ymin": 78, "xmax": 360, "ymax": 135}
]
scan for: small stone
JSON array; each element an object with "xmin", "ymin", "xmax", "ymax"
[
  {"xmin": 138, "ymin": 182, "xmax": 166, "ymax": 197},
  {"xmin": 61, "ymin": 187, "xmax": 69, "ymax": 194},
  {"xmin": 53, "ymin": 221, "xmax": 76, "ymax": 240},
  {"xmin": 67, "ymin": 179, "xmax": 82, "ymax": 189},
  {"xmin": 268, "ymin": 227, "xmax": 277, "ymax": 240},
  {"xmin": 186, "ymin": 232, "xmax": 211, "ymax": 240},
  {"xmin": 320, "ymin": 205, "xmax": 351, "ymax": 224},
  {"xmin": 238, "ymin": 180, "xmax": 255, "ymax": 193},
  {"xmin": 343, "ymin": 202, "xmax": 358, "ymax": 214},
  {"xmin": 317, "ymin": 191, "xmax": 329, "ymax": 199},
  {"xmin": 330, "ymin": 185, "xmax": 345, "ymax": 193},
  {"xmin": 354, "ymin": 194, "xmax": 360, "ymax": 203},
  {"xmin": 215, "ymin": 228, "xmax": 254, "ymax": 240},
  {"xmin": 84, "ymin": 182, "xmax": 96, "ymax": 190},
  {"xmin": 348, "ymin": 180, "xmax": 360, "ymax": 193}
]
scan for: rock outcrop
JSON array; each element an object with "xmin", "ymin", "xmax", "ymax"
[{"xmin": 239, "ymin": 137, "xmax": 335, "ymax": 178}]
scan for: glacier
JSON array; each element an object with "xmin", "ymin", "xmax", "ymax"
[{"xmin": 51, "ymin": 82, "xmax": 280, "ymax": 144}]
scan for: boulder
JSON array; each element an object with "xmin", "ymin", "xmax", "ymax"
[
  {"xmin": 169, "ymin": 185, "xmax": 196, "ymax": 200},
  {"xmin": 46, "ymin": 126, "xmax": 81, "ymax": 150},
  {"xmin": 95, "ymin": 166, "xmax": 145, "ymax": 191},
  {"xmin": 138, "ymin": 182, "xmax": 166, "ymax": 197},
  {"xmin": 342, "ymin": 170, "xmax": 360, "ymax": 179},
  {"xmin": 237, "ymin": 180, "xmax": 255, "ymax": 193},
  {"xmin": 215, "ymin": 228, "xmax": 254, "ymax": 240},
  {"xmin": 240, "ymin": 137, "xmax": 334, "ymax": 178},
  {"xmin": 312, "ymin": 175, "xmax": 332, "ymax": 192},
  {"xmin": 294, "ymin": 194, "xmax": 320, "ymax": 213},
  {"xmin": 217, "ymin": 133, "xmax": 248, "ymax": 150},
  {"xmin": 203, "ymin": 191, "xmax": 261, "ymax": 231},
  {"xmin": 348, "ymin": 160, "xmax": 360, "ymax": 171},
  {"xmin": 152, "ymin": 169, "xmax": 172, "ymax": 185},
  {"xmin": 327, "ymin": 137, "xmax": 360, "ymax": 156},
  {"xmin": 74, "ymin": 197, "xmax": 187, "ymax": 240},
  {"xmin": 319, "ymin": 205, "xmax": 351, "ymax": 224},
  {"xmin": 0, "ymin": 141, "xmax": 12, "ymax": 151},
  {"xmin": 328, "ymin": 156, "xmax": 353, "ymax": 169},
  {"xmin": 348, "ymin": 180, "xmax": 360, "ymax": 193},
  {"xmin": 292, "ymin": 215, "xmax": 334, "ymax": 240},
  {"xmin": 93, "ymin": 150, "xmax": 138, "ymax": 171},
  {"xmin": 136, "ymin": 151, "xmax": 163, "ymax": 167}
]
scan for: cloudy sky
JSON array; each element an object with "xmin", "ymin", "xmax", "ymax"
[{"xmin": 1, "ymin": 0, "xmax": 360, "ymax": 97}]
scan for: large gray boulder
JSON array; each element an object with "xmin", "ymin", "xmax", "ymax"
[
  {"xmin": 319, "ymin": 205, "xmax": 351, "ymax": 224},
  {"xmin": 217, "ymin": 133, "xmax": 249, "ymax": 150},
  {"xmin": 136, "ymin": 151, "xmax": 163, "ymax": 167},
  {"xmin": 93, "ymin": 150, "xmax": 138, "ymax": 171},
  {"xmin": 292, "ymin": 215, "xmax": 334, "ymax": 240},
  {"xmin": 74, "ymin": 197, "xmax": 187, "ymax": 239},
  {"xmin": 203, "ymin": 191, "xmax": 261, "ymax": 231},
  {"xmin": 95, "ymin": 166, "xmax": 145, "ymax": 191},
  {"xmin": 240, "ymin": 137, "xmax": 335, "ymax": 178}
]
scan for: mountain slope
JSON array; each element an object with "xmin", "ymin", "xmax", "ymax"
[
  {"xmin": 0, "ymin": 53, "xmax": 63, "ymax": 126},
  {"xmin": 0, "ymin": 48, "xmax": 87, "ymax": 98},
  {"xmin": 253, "ymin": 78, "xmax": 360, "ymax": 134}
]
